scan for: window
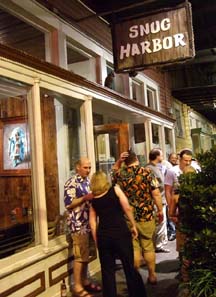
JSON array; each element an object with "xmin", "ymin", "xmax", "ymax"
[
  {"xmin": 131, "ymin": 79, "xmax": 143, "ymax": 102},
  {"xmin": 0, "ymin": 8, "xmax": 45, "ymax": 61},
  {"xmin": 130, "ymin": 74, "xmax": 159, "ymax": 111},
  {"xmin": 67, "ymin": 42, "xmax": 95, "ymax": 81},
  {"xmin": 152, "ymin": 123, "xmax": 160, "ymax": 145},
  {"xmin": 147, "ymin": 86, "xmax": 158, "ymax": 110},
  {"xmin": 105, "ymin": 65, "xmax": 115, "ymax": 90},
  {"xmin": 0, "ymin": 77, "xmax": 34, "ymax": 259},
  {"xmin": 174, "ymin": 108, "xmax": 184, "ymax": 137},
  {"xmin": 41, "ymin": 90, "xmax": 82, "ymax": 228},
  {"xmin": 133, "ymin": 123, "xmax": 147, "ymax": 166},
  {"xmin": 134, "ymin": 123, "xmax": 146, "ymax": 143},
  {"xmin": 165, "ymin": 127, "xmax": 172, "ymax": 159}
]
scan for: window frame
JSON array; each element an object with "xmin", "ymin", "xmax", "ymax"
[{"xmin": 129, "ymin": 74, "xmax": 160, "ymax": 111}]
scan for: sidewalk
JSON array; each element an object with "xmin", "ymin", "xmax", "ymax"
[{"xmin": 90, "ymin": 239, "xmax": 180, "ymax": 297}]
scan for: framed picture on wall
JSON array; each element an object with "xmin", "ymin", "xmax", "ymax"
[{"xmin": 0, "ymin": 117, "xmax": 31, "ymax": 176}]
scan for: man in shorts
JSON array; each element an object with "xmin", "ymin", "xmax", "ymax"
[
  {"xmin": 64, "ymin": 157, "xmax": 101, "ymax": 297},
  {"xmin": 113, "ymin": 150, "xmax": 163, "ymax": 285}
]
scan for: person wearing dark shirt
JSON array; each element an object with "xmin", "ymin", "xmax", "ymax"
[
  {"xmin": 89, "ymin": 171, "xmax": 147, "ymax": 297},
  {"xmin": 112, "ymin": 150, "xmax": 163, "ymax": 285}
]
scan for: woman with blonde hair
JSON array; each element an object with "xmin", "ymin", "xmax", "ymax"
[{"xmin": 89, "ymin": 171, "xmax": 147, "ymax": 297}]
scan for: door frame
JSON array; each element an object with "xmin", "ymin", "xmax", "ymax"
[{"xmin": 94, "ymin": 123, "xmax": 129, "ymax": 154}]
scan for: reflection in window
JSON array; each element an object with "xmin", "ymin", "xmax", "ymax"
[
  {"xmin": 134, "ymin": 123, "xmax": 146, "ymax": 143},
  {"xmin": 174, "ymin": 108, "xmax": 183, "ymax": 137},
  {"xmin": 152, "ymin": 123, "xmax": 159, "ymax": 145},
  {"xmin": 133, "ymin": 123, "xmax": 146, "ymax": 166},
  {"xmin": 95, "ymin": 132, "xmax": 117, "ymax": 180},
  {"xmin": 0, "ymin": 77, "xmax": 34, "ymax": 259},
  {"xmin": 165, "ymin": 127, "xmax": 172, "ymax": 159}
]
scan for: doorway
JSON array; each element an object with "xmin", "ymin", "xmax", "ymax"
[{"xmin": 94, "ymin": 123, "xmax": 129, "ymax": 177}]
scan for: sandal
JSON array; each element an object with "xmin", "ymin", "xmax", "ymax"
[
  {"xmin": 73, "ymin": 289, "xmax": 93, "ymax": 297},
  {"xmin": 84, "ymin": 282, "xmax": 102, "ymax": 293}
]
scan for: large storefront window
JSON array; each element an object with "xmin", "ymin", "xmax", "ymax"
[
  {"xmin": 0, "ymin": 77, "xmax": 34, "ymax": 259},
  {"xmin": 165, "ymin": 127, "xmax": 172, "ymax": 159},
  {"xmin": 41, "ymin": 90, "xmax": 82, "ymax": 237},
  {"xmin": 152, "ymin": 123, "xmax": 160, "ymax": 146},
  {"xmin": 133, "ymin": 123, "xmax": 147, "ymax": 166}
]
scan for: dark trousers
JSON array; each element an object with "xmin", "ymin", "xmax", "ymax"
[{"xmin": 98, "ymin": 234, "xmax": 147, "ymax": 297}]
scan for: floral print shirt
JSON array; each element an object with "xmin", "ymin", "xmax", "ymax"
[
  {"xmin": 113, "ymin": 165, "xmax": 159, "ymax": 222},
  {"xmin": 64, "ymin": 174, "xmax": 91, "ymax": 234}
]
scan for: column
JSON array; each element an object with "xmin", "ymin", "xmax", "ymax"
[
  {"xmin": 80, "ymin": 96, "xmax": 96, "ymax": 173},
  {"xmin": 144, "ymin": 118, "xmax": 152, "ymax": 158},
  {"xmin": 30, "ymin": 79, "xmax": 48, "ymax": 251},
  {"xmin": 46, "ymin": 29, "xmax": 67, "ymax": 69},
  {"xmin": 160, "ymin": 124, "xmax": 166, "ymax": 156}
]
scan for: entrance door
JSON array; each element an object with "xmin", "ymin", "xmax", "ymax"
[{"xmin": 94, "ymin": 123, "xmax": 129, "ymax": 176}]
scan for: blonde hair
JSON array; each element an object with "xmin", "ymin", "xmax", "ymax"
[
  {"xmin": 183, "ymin": 166, "xmax": 196, "ymax": 174},
  {"xmin": 90, "ymin": 171, "xmax": 111, "ymax": 196}
]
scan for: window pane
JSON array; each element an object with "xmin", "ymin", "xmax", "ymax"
[
  {"xmin": 0, "ymin": 77, "xmax": 34, "ymax": 259},
  {"xmin": 134, "ymin": 123, "xmax": 145, "ymax": 143},
  {"xmin": 152, "ymin": 123, "xmax": 159, "ymax": 145},
  {"xmin": 0, "ymin": 8, "xmax": 45, "ymax": 60},
  {"xmin": 147, "ymin": 87, "xmax": 157, "ymax": 110},
  {"xmin": 165, "ymin": 127, "xmax": 172, "ymax": 159},
  {"xmin": 41, "ymin": 91, "xmax": 82, "ymax": 238},
  {"xmin": 132, "ymin": 80, "xmax": 143, "ymax": 103},
  {"xmin": 174, "ymin": 108, "xmax": 183, "ymax": 137}
]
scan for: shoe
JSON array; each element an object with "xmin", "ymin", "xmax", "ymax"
[
  {"xmin": 147, "ymin": 277, "xmax": 157, "ymax": 285},
  {"xmin": 168, "ymin": 234, "xmax": 176, "ymax": 241},
  {"xmin": 73, "ymin": 289, "xmax": 93, "ymax": 297},
  {"xmin": 84, "ymin": 282, "xmax": 102, "ymax": 293},
  {"xmin": 155, "ymin": 247, "xmax": 170, "ymax": 253}
]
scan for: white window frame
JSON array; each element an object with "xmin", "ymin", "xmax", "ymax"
[
  {"xmin": 129, "ymin": 74, "xmax": 160, "ymax": 111},
  {"xmin": 130, "ymin": 79, "xmax": 144, "ymax": 103}
]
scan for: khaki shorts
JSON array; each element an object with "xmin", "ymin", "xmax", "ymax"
[
  {"xmin": 133, "ymin": 219, "xmax": 156, "ymax": 253},
  {"xmin": 71, "ymin": 233, "xmax": 96, "ymax": 262}
]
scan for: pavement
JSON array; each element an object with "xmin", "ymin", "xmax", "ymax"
[{"xmin": 85, "ymin": 239, "xmax": 181, "ymax": 297}]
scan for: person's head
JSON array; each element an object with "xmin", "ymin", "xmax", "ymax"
[
  {"xmin": 124, "ymin": 149, "xmax": 138, "ymax": 166},
  {"xmin": 179, "ymin": 149, "xmax": 192, "ymax": 170},
  {"xmin": 183, "ymin": 165, "xmax": 196, "ymax": 174},
  {"xmin": 75, "ymin": 157, "xmax": 91, "ymax": 178},
  {"xmin": 149, "ymin": 148, "xmax": 163, "ymax": 163},
  {"xmin": 168, "ymin": 153, "xmax": 178, "ymax": 166},
  {"xmin": 90, "ymin": 171, "xmax": 111, "ymax": 196}
]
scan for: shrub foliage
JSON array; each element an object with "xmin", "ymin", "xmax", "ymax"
[{"xmin": 178, "ymin": 147, "xmax": 216, "ymax": 297}]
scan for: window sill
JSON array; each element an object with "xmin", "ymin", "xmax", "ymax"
[{"xmin": 0, "ymin": 235, "xmax": 68, "ymax": 280}]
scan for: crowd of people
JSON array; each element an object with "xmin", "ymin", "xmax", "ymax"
[{"xmin": 63, "ymin": 148, "xmax": 198, "ymax": 297}]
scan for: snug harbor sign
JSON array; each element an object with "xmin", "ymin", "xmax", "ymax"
[{"xmin": 112, "ymin": 2, "xmax": 195, "ymax": 73}]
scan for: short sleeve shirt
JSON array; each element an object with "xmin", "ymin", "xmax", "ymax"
[
  {"xmin": 146, "ymin": 163, "xmax": 166, "ymax": 205},
  {"xmin": 164, "ymin": 165, "xmax": 182, "ymax": 191},
  {"xmin": 113, "ymin": 165, "xmax": 159, "ymax": 222},
  {"xmin": 64, "ymin": 174, "xmax": 91, "ymax": 234}
]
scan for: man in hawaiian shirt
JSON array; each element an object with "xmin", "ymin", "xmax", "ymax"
[
  {"xmin": 64, "ymin": 157, "xmax": 101, "ymax": 296},
  {"xmin": 113, "ymin": 150, "xmax": 163, "ymax": 285}
]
